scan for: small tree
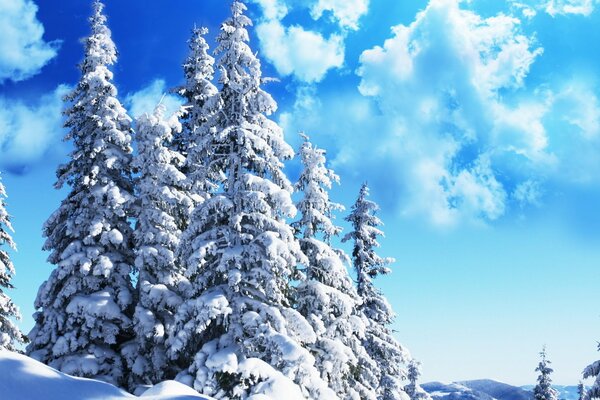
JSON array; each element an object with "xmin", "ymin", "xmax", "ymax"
[
  {"xmin": 404, "ymin": 360, "xmax": 432, "ymax": 400},
  {"xmin": 0, "ymin": 174, "xmax": 26, "ymax": 351},
  {"xmin": 577, "ymin": 381, "xmax": 586, "ymax": 400},
  {"xmin": 584, "ymin": 343, "xmax": 600, "ymax": 399},
  {"xmin": 343, "ymin": 183, "xmax": 410, "ymax": 400},
  {"xmin": 534, "ymin": 347, "xmax": 558, "ymax": 400},
  {"xmin": 26, "ymin": 1, "xmax": 135, "ymax": 387},
  {"xmin": 123, "ymin": 104, "xmax": 194, "ymax": 389}
]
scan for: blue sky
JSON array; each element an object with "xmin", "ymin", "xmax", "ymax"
[{"xmin": 1, "ymin": 0, "xmax": 600, "ymax": 386}]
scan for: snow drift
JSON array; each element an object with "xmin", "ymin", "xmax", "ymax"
[{"xmin": 0, "ymin": 350, "xmax": 212, "ymax": 400}]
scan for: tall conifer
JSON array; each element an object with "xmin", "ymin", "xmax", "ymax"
[
  {"xmin": 27, "ymin": 1, "xmax": 135, "ymax": 386},
  {"xmin": 343, "ymin": 183, "xmax": 410, "ymax": 400},
  {"xmin": 124, "ymin": 105, "xmax": 194, "ymax": 388}
]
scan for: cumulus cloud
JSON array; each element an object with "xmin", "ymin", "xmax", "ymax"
[
  {"xmin": 0, "ymin": 0, "xmax": 60, "ymax": 83},
  {"xmin": 256, "ymin": 21, "xmax": 344, "ymax": 83},
  {"xmin": 125, "ymin": 79, "xmax": 183, "ymax": 120},
  {"xmin": 278, "ymin": 0, "xmax": 600, "ymax": 226},
  {"xmin": 351, "ymin": 0, "xmax": 550, "ymax": 224},
  {"xmin": 281, "ymin": 0, "xmax": 554, "ymax": 226},
  {"xmin": 0, "ymin": 85, "xmax": 69, "ymax": 174}
]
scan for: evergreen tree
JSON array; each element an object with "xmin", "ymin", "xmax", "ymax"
[
  {"xmin": 293, "ymin": 135, "xmax": 377, "ymax": 399},
  {"xmin": 577, "ymin": 381, "xmax": 586, "ymax": 400},
  {"xmin": 0, "ymin": 174, "xmax": 26, "ymax": 351},
  {"xmin": 175, "ymin": 27, "xmax": 218, "ymax": 158},
  {"xmin": 584, "ymin": 344, "xmax": 600, "ymax": 399},
  {"xmin": 123, "ymin": 105, "xmax": 194, "ymax": 389},
  {"xmin": 343, "ymin": 183, "xmax": 410, "ymax": 400},
  {"xmin": 175, "ymin": 26, "xmax": 221, "ymax": 202},
  {"xmin": 533, "ymin": 347, "xmax": 558, "ymax": 400},
  {"xmin": 404, "ymin": 360, "xmax": 432, "ymax": 400},
  {"xmin": 168, "ymin": 3, "xmax": 333, "ymax": 399},
  {"xmin": 26, "ymin": 0, "xmax": 135, "ymax": 387}
]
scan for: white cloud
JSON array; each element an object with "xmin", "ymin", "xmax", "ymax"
[
  {"xmin": 0, "ymin": 0, "xmax": 60, "ymax": 83},
  {"xmin": 0, "ymin": 85, "xmax": 69, "ymax": 173},
  {"xmin": 256, "ymin": 20, "xmax": 344, "ymax": 83},
  {"xmin": 310, "ymin": 0, "xmax": 370, "ymax": 30},
  {"xmin": 278, "ymin": 0, "xmax": 600, "ymax": 226},
  {"xmin": 352, "ymin": 0, "xmax": 549, "ymax": 224},
  {"xmin": 544, "ymin": 0, "xmax": 596, "ymax": 16},
  {"xmin": 250, "ymin": 0, "xmax": 369, "ymax": 82},
  {"xmin": 510, "ymin": 2, "xmax": 538, "ymax": 18},
  {"xmin": 125, "ymin": 79, "xmax": 183, "ymax": 120},
  {"xmin": 509, "ymin": 0, "xmax": 597, "ymax": 17},
  {"xmin": 251, "ymin": 0, "xmax": 288, "ymax": 20}
]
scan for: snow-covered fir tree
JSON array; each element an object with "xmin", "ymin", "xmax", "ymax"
[
  {"xmin": 577, "ymin": 381, "xmax": 586, "ymax": 400},
  {"xmin": 0, "ymin": 174, "xmax": 26, "ymax": 351},
  {"xmin": 404, "ymin": 360, "xmax": 431, "ymax": 400},
  {"xmin": 584, "ymin": 345, "xmax": 600, "ymax": 399},
  {"xmin": 175, "ymin": 26, "xmax": 218, "ymax": 157},
  {"xmin": 293, "ymin": 135, "xmax": 378, "ymax": 399},
  {"xmin": 175, "ymin": 26, "xmax": 221, "ymax": 203},
  {"xmin": 343, "ymin": 183, "xmax": 410, "ymax": 400},
  {"xmin": 123, "ymin": 105, "xmax": 194, "ymax": 389},
  {"xmin": 533, "ymin": 347, "xmax": 558, "ymax": 400},
  {"xmin": 26, "ymin": 0, "xmax": 135, "ymax": 387},
  {"xmin": 168, "ymin": 3, "xmax": 334, "ymax": 399}
]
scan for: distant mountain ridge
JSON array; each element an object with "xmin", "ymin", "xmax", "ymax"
[
  {"xmin": 423, "ymin": 379, "xmax": 583, "ymax": 400},
  {"xmin": 459, "ymin": 380, "xmax": 531, "ymax": 400}
]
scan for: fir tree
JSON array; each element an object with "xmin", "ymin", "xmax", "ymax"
[
  {"xmin": 293, "ymin": 135, "xmax": 377, "ymax": 399},
  {"xmin": 343, "ymin": 183, "xmax": 410, "ymax": 400},
  {"xmin": 584, "ymin": 343, "xmax": 600, "ymax": 399},
  {"xmin": 404, "ymin": 360, "xmax": 432, "ymax": 400},
  {"xmin": 123, "ymin": 105, "xmax": 194, "ymax": 389},
  {"xmin": 175, "ymin": 26, "xmax": 221, "ymax": 202},
  {"xmin": 533, "ymin": 347, "xmax": 558, "ymax": 400},
  {"xmin": 577, "ymin": 381, "xmax": 586, "ymax": 400},
  {"xmin": 0, "ymin": 174, "xmax": 26, "ymax": 351},
  {"xmin": 26, "ymin": 0, "xmax": 135, "ymax": 387},
  {"xmin": 175, "ymin": 27, "xmax": 218, "ymax": 157},
  {"xmin": 168, "ymin": 3, "xmax": 334, "ymax": 399}
]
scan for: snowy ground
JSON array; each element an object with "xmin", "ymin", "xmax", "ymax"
[{"xmin": 0, "ymin": 350, "xmax": 212, "ymax": 400}]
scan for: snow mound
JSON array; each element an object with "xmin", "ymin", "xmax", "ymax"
[
  {"xmin": 0, "ymin": 351, "xmax": 212, "ymax": 400},
  {"xmin": 141, "ymin": 380, "xmax": 206, "ymax": 398}
]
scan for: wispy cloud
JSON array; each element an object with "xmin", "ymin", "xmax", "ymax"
[
  {"xmin": 124, "ymin": 79, "xmax": 183, "ymax": 119},
  {"xmin": 544, "ymin": 0, "xmax": 597, "ymax": 16},
  {"xmin": 0, "ymin": 0, "xmax": 60, "ymax": 83},
  {"xmin": 509, "ymin": 0, "xmax": 598, "ymax": 17},
  {"xmin": 309, "ymin": 0, "xmax": 370, "ymax": 30},
  {"xmin": 0, "ymin": 85, "xmax": 69, "ymax": 174}
]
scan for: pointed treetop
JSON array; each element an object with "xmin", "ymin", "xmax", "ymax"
[
  {"xmin": 81, "ymin": 0, "xmax": 117, "ymax": 72},
  {"xmin": 293, "ymin": 133, "xmax": 343, "ymax": 242}
]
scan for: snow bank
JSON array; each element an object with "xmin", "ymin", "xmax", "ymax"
[{"xmin": 0, "ymin": 350, "xmax": 212, "ymax": 400}]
